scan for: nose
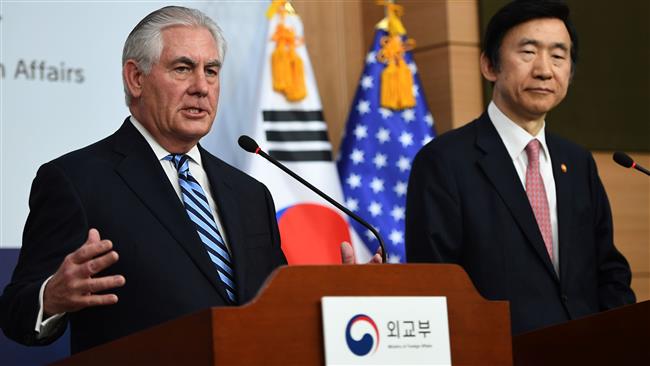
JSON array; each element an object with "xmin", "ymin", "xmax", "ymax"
[
  {"xmin": 532, "ymin": 52, "xmax": 553, "ymax": 81},
  {"xmin": 188, "ymin": 70, "xmax": 209, "ymax": 97}
]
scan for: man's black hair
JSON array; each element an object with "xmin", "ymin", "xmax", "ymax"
[{"xmin": 483, "ymin": 0, "xmax": 578, "ymax": 74}]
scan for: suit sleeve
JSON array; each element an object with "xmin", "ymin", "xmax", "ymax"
[
  {"xmin": 588, "ymin": 156, "xmax": 636, "ymax": 309},
  {"xmin": 0, "ymin": 162, "xmax": 87, "ymax": 345},
  {"xmin": 262, "ymin": 185, "xmax": 288, "ymax": 267},
  {"xmin": 405, "ymin": 146, "xmax": 463, "ymax": 264}
]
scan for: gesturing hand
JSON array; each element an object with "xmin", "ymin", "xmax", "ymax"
[
  {"xmin": 43, "ymin": 228, "xmax": 126, "ymax": 316},
  {"xmin": 340, "ymin": 241, "xmax": 383, "ymax": 265}
]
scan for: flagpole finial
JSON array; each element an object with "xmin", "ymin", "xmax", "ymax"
[
  {"xmin": 375, "ymin": 0, "xmax": 406, "ymax": 35},
  {"xmin": 266, "ymin": 0, "xmax": 297, "ymax": 20}
]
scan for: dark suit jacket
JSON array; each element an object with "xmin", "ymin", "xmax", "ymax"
[
  {"xmin": 0, "ymin": 119, "xmax": 287, "ymax": 353},
  {"xmin": 405, "ymin": 113, "xmax": 635, "ymax": 334}
]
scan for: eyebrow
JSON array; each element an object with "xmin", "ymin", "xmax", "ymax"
[
  {"xmin": 519, "ymin": 38, "xmax": 569, "ymax": 52},
  {"xmin": 205, "ymin": 59, "xmax": 222, "ymax": 68},
  {"xmin": 171, "ymin": 56, "xmax": 222, "ymax": 68}
]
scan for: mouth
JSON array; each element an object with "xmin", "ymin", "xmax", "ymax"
[
  {"xmin": 181, "ymin": 106, "xmax": 210, "ymax": 118},
  {"xmin": 526, "ymin": 87, "xmax": 554, "ymax": 94}
]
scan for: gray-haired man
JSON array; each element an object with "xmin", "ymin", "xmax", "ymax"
[{"xmin": 0, "ymin": 6, "xmax": 287, "ymax": 353}]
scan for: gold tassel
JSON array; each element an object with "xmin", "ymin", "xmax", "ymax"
[
  {"xmin": 268, "ymin": 1, "xmax": 307, "ymax": 102},
  {"xmin": 396, "ymin": 58, "xmax": 415, "ymax": 108},
  {"xmin": 376, "ymin": 1, "xmax": 416, "ymax": 110},
  {"xmin": 286, "ymin": 51, "xmax": 306, "ymax": 101},
  {"xmin": 378, "ymin": 35, "xmax": 415, "ymax": 109},
  {"xmin": 271, "ymin": 24, "xmax": 291, "ymax": 93},
  {"xmin": 381, "ymin": 61, "xmax": 398, "ymax": 109}
]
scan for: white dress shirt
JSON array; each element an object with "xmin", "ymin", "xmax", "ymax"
[
  {"xmin": 130, "ymin": 116, "xmax": 230, "ymax": 251},
  {"xmin": 488, "ymin": 102, "xmax": 559, "ymax": 274},
  {"xmin": 36, "ymin": 116, "xmax": 228, "ymax": 336}
]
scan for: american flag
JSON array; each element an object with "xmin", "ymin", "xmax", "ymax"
[{"xmin": 337, "ymin": 28, "xmax": 436, "ymax": 264}]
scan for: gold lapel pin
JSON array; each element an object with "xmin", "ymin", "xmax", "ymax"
[{"xmin": 561, "ymin": 163, "xmax": 568, "ymax": 173}]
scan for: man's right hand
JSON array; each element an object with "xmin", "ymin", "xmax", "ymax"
[
  {"xmin": 43, "ymin": 228, "xmax": 126, "ymax": 316},
  {"xmin": 340, "ymin": 242, "xmax": 383, "ymax": 264}
]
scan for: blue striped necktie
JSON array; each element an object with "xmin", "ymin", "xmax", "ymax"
[{"xmin": 164, "ymin": 154, "xmax": 237, "ymax": 303}]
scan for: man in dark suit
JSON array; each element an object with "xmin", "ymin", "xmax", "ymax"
[
  {"xmin": 406, "ymin": 0, "xmax": 635, "ymax": 335},
  {"xmin": 0, "ymin": 6, "xmax": 287, "ymax": 353}
]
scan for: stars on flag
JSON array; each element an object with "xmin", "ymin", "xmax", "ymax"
[
  {"xmin": 408, "ymin": 62, "xmax": 417, "ymax": 75},
  {"xmin": 372, "ymin": 153, "xmax": 388, "ymax": 169},
  {"xmin": 357, "ymin": 100, "xmax": 371, "ymax": 115},
  {"xmin": 368, "ymin": 201, "xmax": 382, "ymax": 217},
  {"xmin": 398, "ymin": 132, "xmax": 414, "ymax": 147},
  {"xmin": 393, "ymin": 181, "xmax": 408, "ymax": 197},
  {"xmin": 366, "ymin": 51, "xmax": 376, "ymax": 64},
  {"xmin": 350, "ymin": 149, "xmax": 365, "ymax": 165},
  {"xmin": 346, "ymin": 197, "xmax": 359, "ymax": 212},
  {"xmin": 353, "ymin": 124, "xmax": 368, "ymax": 139},
  {"xmin": 425, "ymin": 113, "xmax": 434, "ymax": 126},
  {"xmin": 361, "ymin": 75, "xmax": 374, "ymax": 90},
  {"xmin": 365, "ymin": 229, "xmax": 376, "ymax": 241},
  {"xmin": 401, "ymin": 109, "xmax": 415, "ymax": 123},
  {"xmin": 379, "ymin": 108, "xmax": 393, "ymax": 119},
  {"xmin": 396, "ymin": 156, "xmax": 411, "ymax": 172},
  {"xmin": 369, "ymin": 177, "xmax": 385, "ymax": 193},
  {"xmin": 422, "ymin": 134, "xmax": 434, "ymax": 146},
  {"xmin": 390, "ymin": 205, "xmax": 405, "ymax": 222},
  {"xmin": 376, "ymin": 128, "xmax": 390, "ymax": 144},
  {"xmin": 346, "ymin": 173, "xmax": 361, "ymax": 189},
  {"xmin": 388, "ymin": 229, "xmax": 404, "ymax": 245}
]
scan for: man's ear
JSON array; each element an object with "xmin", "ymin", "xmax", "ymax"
[
  {"xmin": 480, "ymin": 52, "xmax": 498, "ymax": 83},
  {"xmin": 123, "ymin": 60, "xmax": 144, "ymax": 99}
]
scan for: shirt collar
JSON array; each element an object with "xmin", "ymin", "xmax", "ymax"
[
  {"xmin": 129, "ymin": 116, "xmax": 203, "ymax": 166},
  {"xmin": 488, "ymin": 101, "xmax": 550, "ymax": 161}
]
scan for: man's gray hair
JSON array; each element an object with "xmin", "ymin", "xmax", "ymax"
[{"xmin": 122, "ymin": 6, "xmax": 227, "ymax": 105}]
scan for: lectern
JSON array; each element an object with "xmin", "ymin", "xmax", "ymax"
[
  {"xmin": 54, "ymin": 264, "xmax": 513, "ymax": 365},
  {"xmin": 513, "ymin": 300, "xmax": 649, "ymax": 365}
]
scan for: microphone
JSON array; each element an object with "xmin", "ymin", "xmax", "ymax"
[
  {"xmin": 238, "ymin": 135, "xmax": 387, "ymax": 263},
  {"xmin": 613, "ymin": 151, "xmax": 650, "ymax": 176}
]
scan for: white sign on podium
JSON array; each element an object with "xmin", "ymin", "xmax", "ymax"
[{"xmin": 321, "ymin": 296, "xmax": 451, "ymax": 365}]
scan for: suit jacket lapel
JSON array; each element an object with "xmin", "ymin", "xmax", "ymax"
[
  {"xmin": 200, "ymin": 146, "xmax": 248, "ymax": 304},
  {"xmin": 546, "ymin": 135, "xmax": 572, "ymax": 285},
  {"xmin": 112, "ymin": 120, "xmax": 229, "ymax": 301},
  {"xmin": 474, "ymin": 114, "xmax": 558, "ymax": 281}
]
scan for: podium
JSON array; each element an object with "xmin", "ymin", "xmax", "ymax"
[
  {"xmin": 513, "ymin": 300, "xmax": 650, "ymax": 365},
  {"xmin": 54, "ymin": 264, "xmax": 512, "ymax": 365}
]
